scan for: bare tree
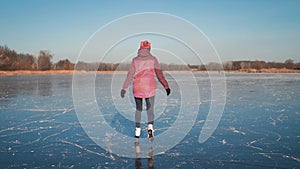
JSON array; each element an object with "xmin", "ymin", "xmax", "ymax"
[
  {"xmin": 54, "ymin": 59, "xmax": 74, "ymax": 70},
  {"xmin": 284, "ymin": 59, "xmax": 294, "ymax": 69},
  {"xmin": 223, "ymin": 61, "xmax": 233, "ymax": 70},
  {"xmin": 240, "ymin": 61, "xmax": 251, "ymax": 69},
  {"xmin": 38, "ymin": 50, "xmax": 53, "ymax": 70}
]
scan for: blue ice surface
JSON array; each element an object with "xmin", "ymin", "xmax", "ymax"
[{"xmin": 0, "ymin": 73, "xmax": 299, "ymax": 168}]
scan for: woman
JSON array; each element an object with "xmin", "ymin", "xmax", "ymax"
[{"xmin": 121, "ymin": 40, "xmax": 171, "ymax": 141}]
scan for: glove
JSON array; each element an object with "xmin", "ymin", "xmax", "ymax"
[
  {"xmin": 121, "ymin": 89, "xmax": 126, "ymax": 98},
  {"xmin": 166, "ymin": 88, "xmax": 171, "ymax": 96}
]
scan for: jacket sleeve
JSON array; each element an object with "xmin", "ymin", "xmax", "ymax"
[
  {"xmin": 122, "ymin": 60, "xmax": 135, "ymax": 90},
  {"xmin": 154, "ymin": 58, "xmax": 169, "ymax": 89}
]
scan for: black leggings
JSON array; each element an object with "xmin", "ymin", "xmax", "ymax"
[{"xmin": 134, "ymin": 96, "xmax": 155, "ymax": 128}]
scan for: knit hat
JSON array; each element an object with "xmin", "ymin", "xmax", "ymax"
[{"xmin": 140, "ymin": 40, "xmax": 151, "ymax": 49}]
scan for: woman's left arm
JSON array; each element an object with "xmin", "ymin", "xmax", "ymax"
[{"xmin": 154, "ymin": 58, "xmax": 169, "ymax": 89}]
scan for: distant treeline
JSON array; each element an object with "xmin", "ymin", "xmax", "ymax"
[
  {"xmin": 1, "ymin": 45, "xmax": 299, "ymax": 71},
  {"xmin": 189, "ymin": 59, "xmax": 300, "ymax": 71}
]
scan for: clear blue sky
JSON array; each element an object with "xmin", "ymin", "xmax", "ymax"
[{"xmin": 0, "ymin": 0, "xmax": 299, "ymax": 63}]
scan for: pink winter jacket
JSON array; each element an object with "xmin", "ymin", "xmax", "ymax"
[{"xmin": 122, "ymin": 48, "xmax": 169, "ymax": 98}]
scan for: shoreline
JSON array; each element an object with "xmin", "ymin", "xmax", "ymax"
[
  {"xmin": 0, "ymin": 70, "xmax": 122, "ymax": 76},
  {"xmin": 0, "ymin": 68, "xmax": 300, "ymax": 76},
  {"xmin": 222, "ymin": 68, "xmax": 300, "ymax": 73}
]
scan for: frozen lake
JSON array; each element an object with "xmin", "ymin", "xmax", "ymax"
[{"xmin": 0, "ymin": 73, "xmax": 299, "ymax": 168}]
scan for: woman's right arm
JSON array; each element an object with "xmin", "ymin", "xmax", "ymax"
[{"xmin": 122, "ymin": 60, "xmax": 135, "ymax": 90}]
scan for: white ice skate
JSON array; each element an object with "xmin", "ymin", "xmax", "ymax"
[{"xmin": 135, "ymin": 127, "xmax": 141, "ymax": 138}]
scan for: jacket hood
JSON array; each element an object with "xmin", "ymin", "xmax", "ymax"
[{"xmin": 138, "ymin": 48, "xmax": 152, "ymax": 57}]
